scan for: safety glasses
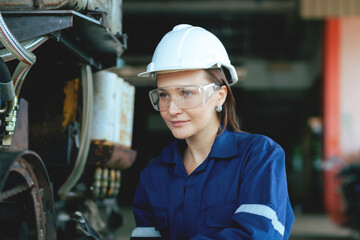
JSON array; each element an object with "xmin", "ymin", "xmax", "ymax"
[{"xmin": 149, "ymin": 83, "xmax": 220, "ymax": 111}]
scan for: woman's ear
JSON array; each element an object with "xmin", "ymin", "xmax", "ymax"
[{"xmin": 217, "ymin": 85, "xmax": 227, "ymax": 105}]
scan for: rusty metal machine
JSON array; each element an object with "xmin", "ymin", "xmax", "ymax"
[{"xmin": 0, "ymin": 1, "xmax": 135, "ymax": 239}]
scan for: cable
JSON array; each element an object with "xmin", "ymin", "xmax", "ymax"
[
  {"xmin": 0, "ymin": 36, "xmax": 49, "ymax": 62},
  {"xmin": 0, "ymin": 12, "xmax": 45, "ymax": 115},
  {"xmin": 58, "ymin": 65, "xmax": 93, "ymax": 199}
]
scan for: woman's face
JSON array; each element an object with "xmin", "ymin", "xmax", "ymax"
[{"xmin": 156, "ymin": 69, "xmax": 226, "ymax": 140}]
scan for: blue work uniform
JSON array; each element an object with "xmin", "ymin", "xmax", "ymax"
[{"xmin": 132, "ymin": 129, "xmax": 294, "ymax": 239}]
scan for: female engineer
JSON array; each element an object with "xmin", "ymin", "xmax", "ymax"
[{"xmin": 131, "ymin": 24, "xmax": 294, "ymax": 240}]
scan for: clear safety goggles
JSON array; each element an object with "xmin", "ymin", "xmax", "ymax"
[{"xmin": 149, "ymin": 83, "xmax": 220, "ymax": 111}]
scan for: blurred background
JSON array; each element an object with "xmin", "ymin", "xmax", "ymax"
[
  {"xmin": 0, "ymin": 0, "xmax": 360, "ymax": 239},
  {"xmin": 117, "ymin": 0, "xmax": 360, "ymax": 239}
]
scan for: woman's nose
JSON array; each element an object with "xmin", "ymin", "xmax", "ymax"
[{"xmin": 168, "ymin": 99, "xmax": 182, "ymax": 114}]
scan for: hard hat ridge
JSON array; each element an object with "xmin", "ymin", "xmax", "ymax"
[{"xmin": 138, "ymin": 24, "xmax": 238, "ymax": 85}]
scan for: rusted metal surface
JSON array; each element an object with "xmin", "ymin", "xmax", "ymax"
[
  {"xmin": 88, "ymin": 0, "xmax": 122, "ymax": 34},
  {"xmin": 0, "ymin": 0, "xmax": 88, "ymax": 11},
  {"xmin": 62, "ymin": 78, "xmax": 79, "ymax": 131},
  {"xmin": 0, "ymin": 0, "xmax": 33, "ymax": 10},
  {"xmin": 91, "ymin": 71, "xmax": 123, "ymax": 144},
  {"xmin": 107, "ymin": 144, "xmax": 137, "ymax": 169},
  {"xmin": 0, "ymin": 151, "xmax": 56, "ymax": 239},
  {"xmin": 0, "ymin": 0, "xmax": 122, "ymax": 34},
  {"xmin": 11, "ymin": 98, "xmax": 29, "ymax": 150},
  {"xmin": 0, "ymin": 182, "xmax": 28, "ymax": 201},
  {"xmin": 120, "ymin": 81, "xmax": 135, "ymax": 148},
  {"xmin": 39, "ymin": 0, "xmax": 88, "ymax": 10},
  {"xmin": 88, "ymin": 140, "xmax": 137, "ymax": 170},
  {"xmin": 10, "ymin": 158, "xmax": 47, "ymax": 239},
  {"xmin": 24, "ymin": 152, "xmax": 57, "ymax": 239},
  {"xmin": 1, "ymin": 10, "xmax": 125, "ymax": 69},
  {"xmin": 91, "ymin": 72, "xmax": 135, "ymax": 147}
]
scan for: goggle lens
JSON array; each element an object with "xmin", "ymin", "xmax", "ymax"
[{"xmin": 149, "ymin": 83, "xmax": 220, "ymax": 111}]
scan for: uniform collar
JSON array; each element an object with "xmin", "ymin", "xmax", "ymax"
[
  {"xmin": 160, "ymin": 128, "xmax": 238, "ymax": 164},
  {"xmin": 208, "ymin": 128, "xmax": 238, "ymax": 159}
]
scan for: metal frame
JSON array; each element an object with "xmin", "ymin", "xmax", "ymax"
[
  {"xmin": 1, "ymin": 10, "xmax": 126, "ymax": 70},
  {"xmin": 0, "ymin": 151, "xmax": 56, "ymax": 239}
]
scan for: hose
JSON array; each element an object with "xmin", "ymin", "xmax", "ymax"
[
  {"xmin": 58, "ymin": 65, "xmax": 93, "ymax": 199},
  {"xmin": 13, "ymin": 61, "xmax": 32, "ymax": 96},
  {"xmin": 0, "ymin": 36, "xmax": 49, "ymax": 62},
  {"xmin": 0, "ymin": 12, "xmax": 42, "ymax": 115},
  {"xmin": 0, "ymin": 13, "xmax": 36, "ymax": 65},
  {"xmin": 0, "ymin": 56, "xmax": 13, "ymax": 114}
]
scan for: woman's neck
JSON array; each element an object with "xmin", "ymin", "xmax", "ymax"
[{"xmin": 183, "ymin": 122, "xmax": 219, "ymax": 175}]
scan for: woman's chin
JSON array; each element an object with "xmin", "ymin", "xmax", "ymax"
[{"xmin": 171, "ymin": 129, "xmax": 191, "ymax": 140}]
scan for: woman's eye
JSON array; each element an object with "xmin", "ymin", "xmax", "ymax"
[
  {"xmin": 159, "ymin": 92, "xmax": 169, "ymax": 99},
  {"xmin": 182, "ymin": 90, "xmax": 194, "ymax": 97}
]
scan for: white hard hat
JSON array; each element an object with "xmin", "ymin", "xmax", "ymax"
[{"xmin": 138, "ymin": 24, "xmax": 238, "ymax": 85}]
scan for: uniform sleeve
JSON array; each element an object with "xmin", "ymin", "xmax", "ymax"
[
  {"xmin": 131, "ymin": 176, "xmax": 162, "ymax": 239},
  {"xmin": 190, "ymin": 139, "xmax": 295, "ymax": 240}
]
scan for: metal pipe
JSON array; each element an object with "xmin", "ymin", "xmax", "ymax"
[
  {"xmin": 0, "ymin": 100, "xmax": 14, "ymax": 115},
  {"xmin": 0, "ymin": 12, "xmax": 40, "ymax": 115}
]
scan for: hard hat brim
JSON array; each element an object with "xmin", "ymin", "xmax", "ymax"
[{"xmin": 138, "ymin": 64, "xmax": 238, "ymax": 86}]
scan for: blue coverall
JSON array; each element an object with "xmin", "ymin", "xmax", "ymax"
[{"xmin": 132, "ymin": 129, "xmax": 295, "ymax": 239}]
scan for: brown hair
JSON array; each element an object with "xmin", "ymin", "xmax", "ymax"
[{"xmin": 205, "ymin": 68, "xmax": 241, "ymax": 135}]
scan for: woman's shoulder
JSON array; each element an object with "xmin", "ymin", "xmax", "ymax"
[
  {"xmin": 140, "ymin": 140, "xmax": 178, "ymax": 174},
  {"xmin": 228, "ymin": 131, "xmax": 285, "ymax": 169},
  {"xmin": 231, "ymin": 130, "xmax": 283, "ymax": 152},
  {"xmin": 138, "ymin": 155, "xmax": 167, "ymax": 184}
]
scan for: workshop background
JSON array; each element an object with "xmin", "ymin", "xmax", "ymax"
[
  {"xmin": 117, "ymin": 0, "xmax": 360, "ymax": 239},
  {"xmin": 0, "ymin": 0, "xmax": 360, "ymax": 239}
]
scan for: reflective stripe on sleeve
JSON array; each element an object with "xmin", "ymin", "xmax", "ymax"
[
  {"xmin": 235, "ymin": 204, "xmax": 285, "ymax": 236},
  {"xmin": 131, "ymin": 227, "xmax": 162, "ymax": 237}
]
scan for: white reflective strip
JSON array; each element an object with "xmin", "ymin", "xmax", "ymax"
[
  {"xmin": 235, "ymin": 204, "xmax": 285, "ymax": 236},
  {"xmin": 131, "ymin": 227, "xmax": 161, "ymax": 237}
]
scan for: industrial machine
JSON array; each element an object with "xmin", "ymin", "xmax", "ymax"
[{"xmin": 0, "ymin": 1, "xmax": 135, "ymax": 239}]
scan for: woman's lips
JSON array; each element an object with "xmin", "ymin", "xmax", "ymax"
[{"xmin": 171, "ymin": 120, "xmax": 188, "ymax": 127}]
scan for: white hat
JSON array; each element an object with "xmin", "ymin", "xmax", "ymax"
[{"xmin": 138, "ymin": 24, "xmax": 238, "ymax": 85}]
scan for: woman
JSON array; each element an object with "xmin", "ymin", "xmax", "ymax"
[{"xmin": 132, "ymin": 24, "xmax": 294, "ymax": 239}]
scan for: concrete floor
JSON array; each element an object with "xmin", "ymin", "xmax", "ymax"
[
  {"xmin": 290, "ymin": 213, "xmax": 355, "ymax": 240},
  {"xmin": 114, "ymin": 206, "xmax": 357, "ymax": 240},
  {"xmin": 115, "ymin": 206, "xmax": 136, "ymax": 240}
]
